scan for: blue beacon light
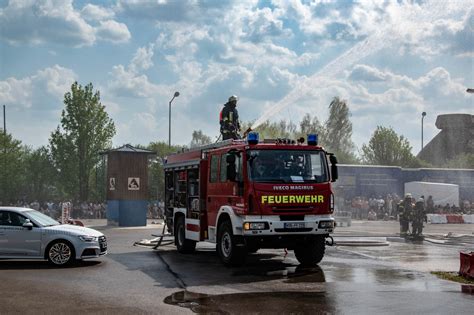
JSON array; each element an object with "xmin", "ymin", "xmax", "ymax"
[
  {"xmin": 247, "ymin": 132, "xmax": 259, "ymax": 144},
  {"xmin": 307, "ymin": 134, "xmax": 318, "ymax": 145}
]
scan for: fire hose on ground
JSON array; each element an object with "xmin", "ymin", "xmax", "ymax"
[{"xmin": 133, "ymin": 220, "xmax": 175, "ymax": 249}]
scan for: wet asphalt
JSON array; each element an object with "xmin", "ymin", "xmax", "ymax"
[{"xmin": 0, "ymin": 221, "xmax": 472, "ymax": 314}]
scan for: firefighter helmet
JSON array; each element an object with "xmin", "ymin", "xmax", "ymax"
[{"xmin": 228, "ymin": 95, "xmax": 238, "ymax": 103}]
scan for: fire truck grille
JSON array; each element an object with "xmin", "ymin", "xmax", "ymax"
[{"xmin": 272, "ymin": 206, "xmax": 313, "ymax": 213}]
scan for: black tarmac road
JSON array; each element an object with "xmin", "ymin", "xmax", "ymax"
[{"xmin": 0, "ymin": 221, "xmax": 472, "ymax": 314}]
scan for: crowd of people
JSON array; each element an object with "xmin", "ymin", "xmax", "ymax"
[
  {"xmin": 147, "ymin": 202, "xmax": 165, "ymax": 219},
  {"xmin": 8, "ymin": 200, "xmax": 106, "ymax": 220},
  {"xmin": 338, "ymin": 194, "xmax": 474, "ymax": 220},
  {"xmin": 5, "ymin": 200, "xmax": 166, "ymax": 221}
]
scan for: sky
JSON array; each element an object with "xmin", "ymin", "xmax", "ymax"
[{"xmin": 0, "ymin": 0, "xmax": 472, "ymax": 156}]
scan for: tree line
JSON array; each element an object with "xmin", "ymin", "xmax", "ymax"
[{"xmin": 1, "ymin": 83, "xmax": 471, "ymax": 205}]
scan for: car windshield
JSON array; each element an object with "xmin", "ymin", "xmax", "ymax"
[
  {"xmin": 25, "ymin": 210, "xmax": 60, "ymax": 227},
  {"xmin": 248, "ymin": 149, "xmax": 328, "ymax": 183}
]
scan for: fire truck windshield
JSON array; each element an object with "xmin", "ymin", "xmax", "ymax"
[{"xmin": 247, "ymin": 150, "xmax": 328, "ymax": 183}]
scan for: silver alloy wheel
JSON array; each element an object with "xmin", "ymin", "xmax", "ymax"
[
  {"xmin": 49, "ymin": 242, "xmax": 72, "ymax": 265},
  {"xmin": 221, "ymin": 232, "xmax": 232, "ymax": 258}
]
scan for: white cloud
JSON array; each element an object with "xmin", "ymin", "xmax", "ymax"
[
  {"xmin": 0, "ymin": 65, "xmax": 77, "ymax": 108},
  {"xmin": 0, "ymin": 0, "xmax": 130, "ymax": 46},
  {"xmin": 108, "ymin": 65, "xmax": 166, "ymax": 98},
  {"xmin": 348, "ymin": 64, "xmax": 388, "ymax": 82},
  {"xmin": 240, "ymin": 6, "xmax": 291, "ymax": 42},
  {"xmin": 81, "ymin": 4, "xmax": 115, "ymax": 21},
  {"xmin": 130, "ymin": 44, "xmax": 155, "ymax": 73},
  {"xmin": 273, "ymin": 64, "xmax": 471, "ymax": 153},
  {"xmin": 96, "ymin": 20, "xmax": 131, "ymax": 43}
]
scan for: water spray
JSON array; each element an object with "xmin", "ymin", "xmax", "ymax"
[{"xmin": 250, "ymin": 0, "xmax": 466, "ymax": 131}]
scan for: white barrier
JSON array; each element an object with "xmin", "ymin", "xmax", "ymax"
[
  {"xmin": 427, "ymin": 214, "xmax": 474, "ymax": 224},
  {"xmin": 463, "ymin": 215, "xmax": 474, "ymax": 224},
  {"xmin": 428, "ymin": 214, "xmax": 448, "ymax": 224}
]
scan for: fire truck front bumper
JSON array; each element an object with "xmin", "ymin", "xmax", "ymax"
[{"xmin": 237, "ymin": 215, "xmax": 335, "ymax": 236}]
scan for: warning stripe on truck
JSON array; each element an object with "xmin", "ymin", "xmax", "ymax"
[{"xmin": 186, "ymin": 224, "xmax": 200, "ymax": 232}]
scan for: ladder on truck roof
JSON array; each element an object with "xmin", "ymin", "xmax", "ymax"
[
  {"xmin": 188, "ymin": 139, "xmax": 246, "ymax": 153},
  {"xmin": 164, "ymin": 139, "xmax": 247, "ymax": 170}
]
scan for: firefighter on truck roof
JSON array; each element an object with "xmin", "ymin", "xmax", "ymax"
[{"xmin": 219, "ymin": 95, "xmax": 241, "ymax": 140}]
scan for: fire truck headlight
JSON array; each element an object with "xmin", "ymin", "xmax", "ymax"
[
  {"xmin": 318, "ymin": 221, "xmax": 334, "ymax": 229},
  {"xmin": 243, "ymin": 222, "xmax": 268, "ymax": 230}
]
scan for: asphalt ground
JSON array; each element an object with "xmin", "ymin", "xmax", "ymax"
[{"xmin": 0, "ymin": 220, "xmax": 472, "ymax": 314}]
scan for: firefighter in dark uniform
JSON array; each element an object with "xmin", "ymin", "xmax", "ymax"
[
  {"xmin": 412, "ymin": 197, "xmax": 426, "ymax": 237},
  {"xmin": 220, "ymin": 95, "xmax": 240, "ymax": 140},
  {"xmin": 398, "ymin": 193, "xmax": 413, "ymax": 236}
]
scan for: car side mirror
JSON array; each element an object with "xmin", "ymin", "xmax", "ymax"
[{"xmin": 23, "ymin": 220, "xmax": 33, "ymax": 230}]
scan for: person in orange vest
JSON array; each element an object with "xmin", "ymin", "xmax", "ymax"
[{"xmin": 219, "ymin": 95, "xmax": 240, "ymax": 140}]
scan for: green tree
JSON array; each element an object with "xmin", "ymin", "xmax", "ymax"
[
  {"xmin": 23, "ymin": 146, "xmax": 59, "ymax": 202},
  {"xmin": 298, "ymin": 114, "xmax": 325, "ymax": 140},
  {"xmin": 147, "ymin": 141, "xmax": 185, "ymax": 201},
  {"xmin": 190, "ymin": 130, "xmax": 212, "ymax": 148},
  {"xmin": 361, "ymin": 126, "xmax": 418, "ymax": 167},
  {"xmin": 0, "ymin": 130, "xmax": 26, "ymax": 204},
  {"xmin": 245, "ymin": 120, "xmax": 297, "ymax": 139},
  {"xmin": 49, "ymin": 82, "xmax": 116, "ymax": 202},
  {"xmin": 324, "ymin": 97, "xmax": 358, "ymax": 163}
]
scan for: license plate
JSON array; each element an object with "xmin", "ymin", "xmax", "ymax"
[{"xmin": 284, "ymin": 222, "xmax": 305, "ymax": 229}]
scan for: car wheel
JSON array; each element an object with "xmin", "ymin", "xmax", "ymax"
[{"xmin": 47, "ymin": 240, "xmax": 75, "ymax": 266}]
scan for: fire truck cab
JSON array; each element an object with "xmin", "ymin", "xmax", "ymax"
[{"xmin": 163, "ymin": 133, "xmax": 338, "ymax": 266}]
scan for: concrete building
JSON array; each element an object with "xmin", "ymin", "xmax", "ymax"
[{"xmin": 417, "ymin": 114, "xmax": 474, "ymax": 166}]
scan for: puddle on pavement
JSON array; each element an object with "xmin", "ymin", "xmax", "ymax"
[
  {"xmin": 233, "ymin": 262, "xmax": 421, "ymax": 286},
  {"xmin": 232, "ymin": 264, "xmax": 326, "ymax": 282},
  {"xmin": 164, "ymin": 290, "xmax": 335, "ymax": 314}
]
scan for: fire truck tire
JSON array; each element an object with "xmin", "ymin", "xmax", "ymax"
[
  {"xmin": 175, "ymin": 216, "xmax": 196, "ymax": 254},
  {"xmin": 217, "ymin": 220, "xmax": 247, "ymax": 266},
  {"xmin": 294, "ymin": 236, "xmax": 325, "ymax": 266}
]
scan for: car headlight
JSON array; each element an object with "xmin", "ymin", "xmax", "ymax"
[{"xmin": 78, "ymin": 235, "xmax": 98, "ymax": 242}]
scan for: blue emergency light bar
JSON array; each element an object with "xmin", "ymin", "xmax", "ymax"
[
  {"xmin": 247, "ymin": 132, "xmax": 259, "ymax": 144},
  {"xmin": 307, "ymin": 134, "xmax": 318, "ymax": 145}
]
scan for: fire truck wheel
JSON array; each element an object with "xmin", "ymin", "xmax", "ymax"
[
  {"xmin": 175, "ymin": 216, "xmax": 196, "ymax": 254},
  {"xmin": 217, "ymin": 220, "xmax": 247, "ymax": 266},
  {"xmin": 294, "ymin": 236, "xmax": 325, "ymax": 266}
]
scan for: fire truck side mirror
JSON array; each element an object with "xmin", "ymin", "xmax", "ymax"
[{"xmin": 329, "ymin": 154, "xmax": 338, "ymax": 182}]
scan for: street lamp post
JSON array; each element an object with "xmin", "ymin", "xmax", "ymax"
[
  {"xmin": 421, "ymin": 111, "xmax": 426, "ymax": 151},
  {"xmin": 168, "ymin": 91, "xmax": 180, "ymax": 148}
]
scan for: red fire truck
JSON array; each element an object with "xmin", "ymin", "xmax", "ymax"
[{"xmin": 163, "ymin": 133, "xmax": 338, "ymax": 266}]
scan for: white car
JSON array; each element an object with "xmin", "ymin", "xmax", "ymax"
[{"xmin": 0, "ymin": 207, "xmax": 107, "ymax": 266}]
